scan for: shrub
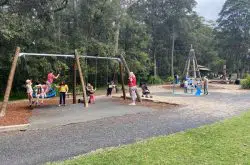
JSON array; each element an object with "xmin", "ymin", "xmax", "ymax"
[
  {"xmin": 148, "ymin": 76, "xmax": 164, "ymax": 85},
  {"xmin": 166, "ymin": 76, "xmax": 174, "ymax": 83},
  {"xmin": 241, "ymin": 76, "xmax": 250, "ymax": 89},
  {"xmin": 243, "ymin": 73, "xmax": 250, "ymax": 79}
]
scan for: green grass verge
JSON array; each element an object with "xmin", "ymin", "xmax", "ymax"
[{"xmin": 48, "ymin": 112, "xmax": 250, "ymax": 165}]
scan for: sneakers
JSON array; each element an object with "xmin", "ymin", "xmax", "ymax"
[
  {"xmin": 129, "ymin": 102, "xmax": 136, "ymax": 106},
  {"xmin": 58, "ymin": 104, "xmax": 61, "ymax": 107}
]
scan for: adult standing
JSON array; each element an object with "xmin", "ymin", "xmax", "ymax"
[
  {"xmin": 174, "ymin": 73, "xmax": 179, "ymax": 84},
  {"xmin": 57, "ymin": 81, "xmax": 69, "ymax": 106},
  {"xmin": 203, "ymin": 76, "xmax": 209, "ymax": 95},
  {"xmin": 128, "ymin": 72, "xmax": 137, "ymax": 105}
]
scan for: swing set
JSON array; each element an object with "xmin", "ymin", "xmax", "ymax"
[
  {"xmin": 84, "ymin": 54, "xmax": 119, "ymax": 90},
  {"xmin": 0, "ymin": 47, "xmax": 132, "ymax": 117}
]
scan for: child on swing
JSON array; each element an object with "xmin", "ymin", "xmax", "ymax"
[
  {"xmin": 34, "ymin": 81, "xmax": 45, "ymax": 106},
  {"xmin": 45, "ymin": 71, "xmax": 60, "ymax": 93},
  {"xmin": 25, "ymin": 79, "xmax": 34, "ymax": 107},
  {"xmin": 86, "ymin": 83, "xmax": 96, "ymax": 104},
  {"xmin": 107, "ymin": 81, "xmax": 116, "ymax": 96}
]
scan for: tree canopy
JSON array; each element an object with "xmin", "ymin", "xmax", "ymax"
[{"xmin": 0, "ymin": 0, "xmax": 248, "ymax": 94}]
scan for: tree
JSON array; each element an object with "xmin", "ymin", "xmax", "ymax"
[
  {"xmin": 216, "ymin": 0, "xmax": 250, "ymax": 77},
  {"xmin": 129, "ymin": 0, "xmax": 196, "ymax": 78}
]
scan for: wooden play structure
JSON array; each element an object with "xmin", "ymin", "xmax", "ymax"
[
  {"xmin": 183, "ymin": 45, "xmax": 201, "ymax": 80},
  {"xmin": 0, "ymin": 47, "xmax": 141, "ymax": 117}
]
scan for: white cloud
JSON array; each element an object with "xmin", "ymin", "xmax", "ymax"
[{"xmin": 195, "ymin": 0, "xmax": 226, "ymax": 21}]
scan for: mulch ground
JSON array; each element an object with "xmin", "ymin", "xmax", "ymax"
[
  {"xmin": 112, "ymin": 97, "xmax": 178, "ymax": 110},
  {"xmin": 0, "ymin": 98, "xmax": 74, "ymax": 126},
  {"xmin": 0, "ymin": 91, "xmax": 108, "ymax": 126},
  {"xmin": 0, "ymin": 92, "xmax": 177, "ymax": 126},
  {"xmin": 0, "ymin": 101, "xmax": 31, "ymax": 126}
]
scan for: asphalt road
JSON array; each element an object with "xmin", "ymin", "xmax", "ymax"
[{"xmin": 0, "ymin": 91, "xmax": 250, "ymax": 165}]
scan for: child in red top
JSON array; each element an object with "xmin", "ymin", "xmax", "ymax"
[{"xmin": 128, "ymin": 72, "xmax": 137, "ymax": 105}]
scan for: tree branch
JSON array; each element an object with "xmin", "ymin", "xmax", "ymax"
[{"xmin": 52, "ymin": 0, "xmax": 68, "ymax": 13}]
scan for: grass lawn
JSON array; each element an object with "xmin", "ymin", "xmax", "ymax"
[{"xmin": 49, "ymin": 112, "xmax": 250, "ymax": 165}]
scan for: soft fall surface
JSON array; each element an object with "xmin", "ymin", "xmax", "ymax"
[
  {"xmin": 0, "ymin": 98, "xmax": 71, "ymax": 126},
  {"xmin": 49, "ymin": 111, "xmax": 250, "ymax": 165}
]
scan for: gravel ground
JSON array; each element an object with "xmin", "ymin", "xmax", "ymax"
[{"xmin": 0, "ymin": 85, "xmax": 250, "ymax": 165}]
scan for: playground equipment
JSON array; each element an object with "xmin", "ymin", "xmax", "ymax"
[
  {"xmin": 183, "ymin": 45, "xmax": 201, "ymax": 80},
  {"xmin": 32, "ymin": 88, "xmax": 56, "ymax": 98},
  {"xmin": 0, "ymin": 47, "xmax": 137, "ymax": 117},
  {"xmin": 172, "ymin": 45, "xmax": 202, "ymax": 96}
]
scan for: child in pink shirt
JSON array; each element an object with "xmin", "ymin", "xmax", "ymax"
[{"xmin": 45, "ymin": 72, "xmax": 59, "ymax": 93}]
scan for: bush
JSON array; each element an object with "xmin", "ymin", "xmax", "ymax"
[
  {"xmin": 243, "ymin": 73, "xmax": 250, "ymax": 79},
  {"xmin": 147, "ymin": 76, "xmax": 164, "ymax": 85},
  {"xmin": 166, "ymin": 76, "xmax": 174, "ymax": 83},
  {"xmin": 241, "ymin": 76, "xmax": 250, "ymax": 89}
]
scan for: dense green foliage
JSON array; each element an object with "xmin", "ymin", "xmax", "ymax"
[
  {"xmin": 1, "ymin": 0, "xmax": 250, "ymax": 93},
  {"xmin": 216, "ymin": 0, "xmax": 250, "ymax": 78},
  {"xmin": 241, "ymin": 76, "xmax": 250, "ymax": 89}
]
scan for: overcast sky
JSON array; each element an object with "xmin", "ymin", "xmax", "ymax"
[{"xmin": 195, "ymin": 0, "xmax": 226, "ymax": 21}]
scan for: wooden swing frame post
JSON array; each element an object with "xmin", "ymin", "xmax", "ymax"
[
  {"xmin": 73, "ymin": 61, "xmax": 77, "ymax": 104},
  {"xmin": 120, "ymin": 52, "xmax": 141, "ymax": 102},
  {"xmin": 0, "ymin": 47, "xmax": 20, "ymax": 117},
  {"xmin": 74, "ymin": 50, "xmax": 88, "ymax": 107},
  {"xmin": 1, "ymin": 49, "xmax": 127, "ymax": 116}
]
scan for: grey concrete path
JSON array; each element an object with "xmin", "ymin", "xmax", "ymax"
[
  {"xmin": 0, "ymin": 87, "xmax": 250, "ymax": 165},
  {"xmin": 29, "ymin": 96, "xmax": 152, "ymax": 130}
]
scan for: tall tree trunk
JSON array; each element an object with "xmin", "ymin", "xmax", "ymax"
[
  {"xmin": 153, "ymin": 48, "xmax": 157, "ymax": 77},
  {"xmin": 113, "ymin": 21, "xmax": 120, "ymax": 56},
  {"xmin": 171, "ymin": 27, "xmax": 175, "ymax": 78}
]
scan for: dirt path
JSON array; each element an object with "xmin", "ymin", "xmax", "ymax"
[{"xmin": 148, "ymin": 84, "xmax": 250, "ymax": 118}]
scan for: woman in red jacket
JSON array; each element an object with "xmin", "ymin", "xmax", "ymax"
[{"xmin": 128, "ymin": 72, "xmax": 137, "ymax": 105}]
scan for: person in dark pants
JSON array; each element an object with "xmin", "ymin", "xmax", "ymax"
[
  {"xmin": 203, "ymin": 76, "xmax": 209, "ymax": 95},
  {"xmin": 107, "ymin": 81, "xmax": 115, "ymax": 96},
  {"xmin": 57, "ymin": 81, "xmax": 69, "ymax": 106}
]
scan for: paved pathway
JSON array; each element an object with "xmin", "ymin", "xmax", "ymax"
[
  {"xmin": 0, "ymin": 85, "xmax": 250, "ymax": 165},
  {"xmin": 29, "ymin": 96, "xmax": 152, "ymax": 130}
]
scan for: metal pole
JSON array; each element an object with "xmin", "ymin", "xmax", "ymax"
[
  {"xmin": 0, "ymin": 47, "xmax": 20, "ymax": 117},
  {"xmin": 119, "ymin": 62, "xmax": 126, "ymax": 100},
  {"xmin": 19, "ymin": 53, "xmax": 121, "ymax": 62}
]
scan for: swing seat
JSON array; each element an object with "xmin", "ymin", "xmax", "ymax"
[{"xmin": 33, "ymin": 88, "xmax": 56, "ymax": 98}]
